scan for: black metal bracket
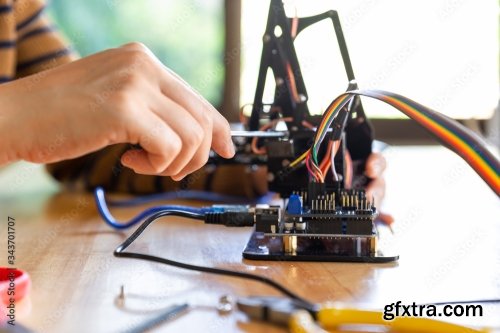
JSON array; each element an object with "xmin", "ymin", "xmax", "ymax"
[{"xmin": 248, "ymin": 0, "xmax": 366, "ymax": 130}]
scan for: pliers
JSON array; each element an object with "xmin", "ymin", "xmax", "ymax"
[{"xmin": 236, "ymin": 296, "xmax": 490, "ymax": 333}]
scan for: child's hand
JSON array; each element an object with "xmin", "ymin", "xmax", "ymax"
[{"xmin": 0, "ymin": 43, "xmax": 234, "ymax": 179}]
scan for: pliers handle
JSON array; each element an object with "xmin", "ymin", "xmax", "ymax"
[
  {"xmin": 237, "ymin": 296, "xmax": 490, "ymax": 333},
  {"xmin": 291, "ymin": 305, "xmax": 490, "ymax": 333}
]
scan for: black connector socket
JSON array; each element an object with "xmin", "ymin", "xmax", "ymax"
[
  {"xmin": 205, "ymin": 212, "xmax": 255, "ymax": 227},
  {"xmin": 307, "ymin": 181, "xmax": 326, "ymax": 206}
]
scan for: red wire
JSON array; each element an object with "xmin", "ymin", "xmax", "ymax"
[{"xmin": 305, "ymin": 155, "xmax": 318, "ymax": 182}]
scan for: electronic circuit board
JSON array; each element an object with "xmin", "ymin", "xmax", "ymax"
[{"xmin": 242, "ymin": 184, "xmax": 398, "ymax": 262}]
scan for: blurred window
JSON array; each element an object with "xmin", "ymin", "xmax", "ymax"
[
  {"xmin": 241, "ymin": 0, "xmax": 498, "ymax": 119},
  {"xmin": 47, "ymin": 0, "xmax": 225, "ymax": 106}
]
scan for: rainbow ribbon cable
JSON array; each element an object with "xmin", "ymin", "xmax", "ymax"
[{"xmin": 292, "ymin": 89, "xmax": 499, "ymax": 195}]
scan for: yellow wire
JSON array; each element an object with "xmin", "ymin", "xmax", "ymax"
[{"xmin": 289, "ymin": 149, "xmax": 310, "ymax": 168}]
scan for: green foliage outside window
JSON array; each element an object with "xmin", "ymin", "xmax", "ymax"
[{"xmin": 46, "ymin": 0, "xmax": 224, "ymax": 106}]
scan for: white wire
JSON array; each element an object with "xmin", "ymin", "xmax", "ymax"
[{"xmin": 330, "ymin": 141, "xmax": 339, "ymax": 181}]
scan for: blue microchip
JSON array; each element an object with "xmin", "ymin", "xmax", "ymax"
[{"xmin": 286, "ymin": 194, "xmax": 302, "ymax": 215}]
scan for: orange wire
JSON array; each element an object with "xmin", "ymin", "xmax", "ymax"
[
  {"xmin": 291, "ymin": 11, "xmax": 299, "ymax": 39},
  {"xmin": 285, "ymin": 62, "xmax": 301, "ymax": 103},
  {"xmin": 344, "ymin": 149, "xmax": 353, "ymax": 189},
  {"xmin": 319, "ymin": 141, "xmax": 333, "ymax": 175},
  {"xmin": 251, "ymin": 117, "xmax": 294, "ymax": 155},
  {"xmin": 320, "ymin": 160, "xmax": 331, "ymax": 179}
]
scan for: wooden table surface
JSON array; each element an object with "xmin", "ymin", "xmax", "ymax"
[{"xmin": 0, "ymin": 146, "xmax": 499, "ymax": 333}]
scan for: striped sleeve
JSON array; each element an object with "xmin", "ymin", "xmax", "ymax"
[
  {"xmin": 46, "ymin": 144, "xmax": 265, "ymax": 197},
  {"xmin": 14, "ymin": 0, "xmax": 75, "ymax": 78},
  {"xmin": 0, "ymin": 0, "xmax": 16, "ymax": 81}
]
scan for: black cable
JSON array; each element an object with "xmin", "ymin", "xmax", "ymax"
[
  {"xmin": 113, "ymin": 209, "xmax": 499, "ymax": 314},
  {"xmin": 113, "ymin": 210, "xmax": 316, "ymax": 311}
]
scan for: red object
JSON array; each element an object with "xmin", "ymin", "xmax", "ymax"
[{"xmin": 0, "ymin": 267, "xmax": 30, "ymax": 305}]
